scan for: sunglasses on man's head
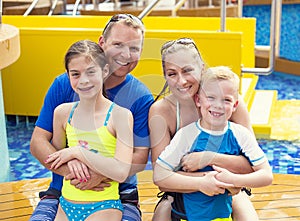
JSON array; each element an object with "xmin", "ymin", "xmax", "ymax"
[
  {"xmin": 160, "ymin": 38, "xmax": 199, "ymax": 55},
  {"xmin": 102, "ymin": 14, "xmax": 144, "ymax": 35}
]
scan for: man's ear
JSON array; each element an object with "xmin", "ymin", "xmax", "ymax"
[
  {"xmin": 233, "ymin": 100, "xmax": 239, "ymax": 112},
  {"xmin": 103, "ymin": 64, "xmax": 110, "ymax": 80},
  {"xmin": 98, "ymin": 36, "xmax": 104, "ymax": 48}
]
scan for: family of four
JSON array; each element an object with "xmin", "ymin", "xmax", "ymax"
[{"xmin": 29, "ymin": 13, "xmax": 272, "ymax": 221}]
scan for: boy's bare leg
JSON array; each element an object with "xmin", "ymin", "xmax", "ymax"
[{"xmin": 232, "ymin": 191, "xmax": 259, "ymax": 221}]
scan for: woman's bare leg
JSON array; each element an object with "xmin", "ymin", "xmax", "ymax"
[
  {"xmin": 232, "ymin": 191, "xmax": 258, "ymax": 221},
  {"xmin": 152, "ymin": 196, "xmax": 174, "ymax": 221}
]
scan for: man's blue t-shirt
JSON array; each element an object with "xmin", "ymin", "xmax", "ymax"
[{"xmin": 36, "ymin": 72, "xmax": 154, "ymax": 192}]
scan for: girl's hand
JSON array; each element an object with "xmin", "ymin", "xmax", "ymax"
[
  {"xmin": 45, "ymin": 147, "xmax": 79, "ymax": 169},
  {"xmin": 67, "ymin": 159, "xmax": 90, "ymax": 182}
]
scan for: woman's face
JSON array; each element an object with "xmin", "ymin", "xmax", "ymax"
[{"xmin": 164, "ymin": 48, "xmax": 202, "ymax": 101}]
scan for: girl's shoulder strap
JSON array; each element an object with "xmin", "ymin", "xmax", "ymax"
[
  {"xmin": 67, "ymin": 102, "xmax": 79, "ymax": 124},
  {"xmin": 104, "ymin": 102, "xmax": 115, "ymax": 126}
]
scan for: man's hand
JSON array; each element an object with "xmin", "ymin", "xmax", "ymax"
[{"xmin": 66, "ymin": 169, "xmax": 111, "ymax": 191}]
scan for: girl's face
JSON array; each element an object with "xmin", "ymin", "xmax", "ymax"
[
  {"xmin": 68, "ymin": 55, "xmax": 105, "ymax": 99},
  {"xmin": 196, "ymin": 79, "xmax": 238, "ymax": 131},
  {"xmin": 164, "ymin": 49, "xmax": 202, "ymax": 101}
]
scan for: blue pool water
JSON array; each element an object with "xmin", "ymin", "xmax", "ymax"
[
  {"xmin": 5, "ymin": 71, "xmax": 300, "ymax": 181},
  {"xmin": 243, "ymin": 4, "xmax": 300, "ymax": 62}
]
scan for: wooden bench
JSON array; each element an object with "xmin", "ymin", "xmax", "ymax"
[{"xmin": 0, "ymin": 171, "xmax": 299, "ymax": 220}]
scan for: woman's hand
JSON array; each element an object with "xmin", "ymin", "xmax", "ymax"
[
  {"xmin": 181, "ymin": 151, "xmax": 215, "ymax": 172},
  {"xmin": 199, "ymin": 171, "xmax": 234, "ymax": 196},
  {"xmin": 213, "ymin": 165, "xmax": 237, "ymax": 185}
]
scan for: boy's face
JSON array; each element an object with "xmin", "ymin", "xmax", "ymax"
[
  {"xmin": 196, "ymin": 79, "xmax": 239, "ymax": 131},
  {"xmin": 99, "ymin": 22, "xmax": 143, "ymax": 79}
]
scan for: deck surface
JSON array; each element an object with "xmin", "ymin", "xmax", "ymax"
[{"xmin": 0, "ymin": 171, "xmax": 299, "ymax": 220}]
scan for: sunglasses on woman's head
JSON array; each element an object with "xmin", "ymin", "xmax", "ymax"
[
  {"xmin": 160, "ymin": 38, "xmax": 199, "ymax": 55},
  {"xmin": 102, "ymin": 14, "xmax": 144, "ymax": 35}
]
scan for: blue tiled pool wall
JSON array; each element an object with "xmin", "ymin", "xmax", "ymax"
[
  {"xmin": 255, "ymin": 71, "xmax": 300, "ymax": 99},
  {"xmin": 243, "ymin": 4, "xmax": 300, "ymax": 62}
]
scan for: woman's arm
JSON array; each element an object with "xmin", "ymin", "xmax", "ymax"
[
  {"xmin": 149, "ymin": 102, "xmax": 172, "ymax": 165},
  {"xmin": 214, "ymin": 161, "xmax": 273, "ymax": 188},
  {"xmin": 181, "ymin": 151, "xmax": 253, "ymax": 174},
  {"xmin": 230, "ymin": 96, "xmax": 254, "ymax": 135},
  {"xmin": 153, "ymin": 164, "xmax": 234, "ymax": 196}
]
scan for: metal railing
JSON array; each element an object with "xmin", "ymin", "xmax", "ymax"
[
  {"xmin": 241, "ymin": 0, "xmax": 282, "ymax": 75},
  {"xmin": 138, "ymin": 0, "xmax": 160, "ymax": 19},
  {"xmin": 19, "ymin": 0, "xmax": 281, "ymax": 77}
]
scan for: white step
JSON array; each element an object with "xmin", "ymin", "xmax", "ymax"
[{"xmin": 249, "ymin": 90, "xmax": 277, "ymax": 137}]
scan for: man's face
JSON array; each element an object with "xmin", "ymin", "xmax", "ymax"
[{"xmin": 99, "ymin": 22, "xmax": 143, "ymax": 79}]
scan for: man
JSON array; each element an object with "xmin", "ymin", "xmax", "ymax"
[{"xmin": 30, "ymin": 14, "xmax": 153, "ymax": 221}]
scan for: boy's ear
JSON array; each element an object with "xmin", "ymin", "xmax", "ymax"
[
  {"xmin": 233, "ymin": 100, "xmax": 239, "ymax": 112},
  {"xmin": 194, "ymin": 93, "xmax": 201, "ymax": 107}
]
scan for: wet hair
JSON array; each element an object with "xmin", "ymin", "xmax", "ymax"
[
  {"xmin": 64, "ymin": 40, "xmax": 106, "ymax": 72},
  {"xmin": 64, "ymin": 40, "xmax": 108, "ymax": 96},
  {"xmin": 201, "ymin": 66, "xmax": 240, "ymax": 99},
  {"xmin": 154, "ymin": 38, "xmax": 205, "ymax": 102},
  {"xmin": 102, "ymin": 14, "xmax": 145, "ymax": 39}
]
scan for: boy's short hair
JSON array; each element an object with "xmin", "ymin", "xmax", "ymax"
[{"xmin": 201, "ymin": 66, "xmax": 240, "ymax": 98}]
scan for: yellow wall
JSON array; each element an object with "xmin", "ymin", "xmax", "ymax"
[{"xmin": 2, "ymin": 16, "xmax": 254, "ymax": 116}]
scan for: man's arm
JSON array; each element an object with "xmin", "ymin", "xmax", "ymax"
[
  {"xmin": 30, "ymin": 126, "xmax": 70, "ymax": 176},
  {"xmin": 181, "ymin": 151, "xmax": 253, "ymax": 174}
]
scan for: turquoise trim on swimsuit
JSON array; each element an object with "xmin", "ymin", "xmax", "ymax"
[
  {"xmin": 104, "ymin": 103, "xmax": 115, "ymax": 126},
  {"xmin": 67, "ymin": 102, "xmax": 115, "ymax": 126},
  {"xmin": 68, "ymin": 102, "xmax": 79, "ymax": 124},
  {"xmin": 176, "ymin": 101, "xmax": 180, "ymax": 132}
]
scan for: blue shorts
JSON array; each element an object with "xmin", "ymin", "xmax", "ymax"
[
  {"xmin": 122, "ymin": 203, "xmax": 142, "ymax": 221},
  {"xmin": 29, "ymin": 198, "xmax": 59, "ymax": 221},
  {"xmin": 60, "ymin": 196, "xmax": 123, "ymax": 220}
]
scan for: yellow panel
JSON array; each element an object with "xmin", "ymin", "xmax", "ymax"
[
  {"xmin": 2, "ymin": 15, "xmax": 256, "ymax": 68},
  {"xmin": 1, "ymin": 16, "xmax": 245, "ymax": 116},
  {"xmin": 142, "ymin": 17, "xmax": 256, "ymax": 69}
]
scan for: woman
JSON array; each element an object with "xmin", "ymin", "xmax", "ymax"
[{"xmin": 149, "ymin": 38, "xmax": 258, "ymax": 221}]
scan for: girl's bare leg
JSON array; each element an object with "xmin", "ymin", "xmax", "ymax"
[
  {"xmin": 232, "ymin": 191, "xmax": 259, "ymax": 221},
  {"xmin": 54, "ymin": 205, "xmax": 68, "ymax": 221},
  {"xmin": 87, "ymin": 209, "xmax": 122, "ymax": 221},
  {"xmin": 152, "ymin": 196, "xmax": 174, "ymax": 221}
]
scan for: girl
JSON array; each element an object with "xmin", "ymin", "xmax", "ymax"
[{"xmin": 46, "ymin": 40, "xmax": 133, "ymax": 221}]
